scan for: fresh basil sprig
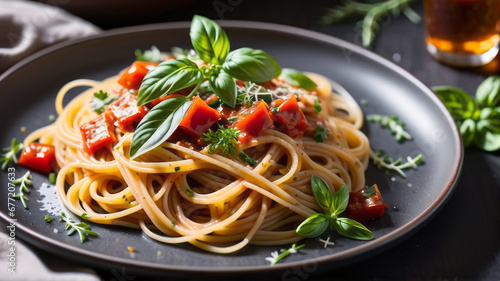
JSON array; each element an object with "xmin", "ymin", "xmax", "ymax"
[
  {"xmin": 130, "ymin": 15, "xmax": 281, "ymax": 159},
  {"xmin": 296, "ymin": 175, "xmax": 373, "ymax": 240},
  {"xmin": 433, "ymin": 75, "xmax": 500, "ymax": 151}
]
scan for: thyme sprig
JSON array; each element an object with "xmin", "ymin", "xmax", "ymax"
[
  {"xmin": 12, "ymin": 171, "xmax": 33, "ymax": 209},
  {"xmin": 370, "ymin": 150, "xmax": 423, "ymax": 178},
  {"xmin": 265, "ymin": 243, "xmax": 305, "ymax": 265},
  {"xmin": 60, "ymin": 212, "xmax": 98, "ymax": 243},
  {"xmin": 367, "ymin": 114, "xmax": 412, "ymax": 142},
  {"xmin": 319, "ymin": 0, "xmax": 420, "ymax": 47},
  {"xmin": 1, "ymin": 138, "xmax": 23, "ymax": 170}
]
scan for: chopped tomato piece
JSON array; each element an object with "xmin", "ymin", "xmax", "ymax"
[
  {"xmin": 233, "ymin": 100, "xmax": 273, "ymax": 143},
  {"xmin": 80, "ymin": 112, "xmax": 116, "ymax": 154},
  {"xmin": 107, "ymin": 94, "xmax": 148, "ymax": 132},
  {"xmin": 178, "ymin": 96, "xmax": 221, "ymax": 139},
  {"xmin": 18, "ymin": 143, "xmax": 56, "ymax": 173},
  {"xmin": 117, "ymin": 61, "xmax": 158, "ymax": 90},
  {"xmin": 271, "ymin": 94, "xmax": 309, "ymax": 137},
  {"xmin": 348, "ymin": 184, "xmax": 387, "ymax": 223}
]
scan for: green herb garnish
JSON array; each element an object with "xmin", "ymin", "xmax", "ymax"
[
  {"xmin": 49, "ymin": 172, "xmax": 57, "ymax": 184},
  {"xmin": 90, "ymin": 90, "xmax": 118, "ymax": 114},
  {"xmin": 203, "ymin": 125, "xmax": 239, "ymax": 156},
  {"xmin": 135, "ymin": 46, "xmax": 166, "ymax": 62},
  {"xmin": 314, "ymin": 124, "xmax": 328, "ymax": 143},
  {"xmin": 238, "ymin": 151, "xmax": 256, "ymax": 166},
  {"xmin": 12, "ymin": 171, "xmax": 33, "ymax": 209},
  {"xmin": 313, "ymin": 98, "xmax": 322, "ymax": 113},
  {"xmin": 363, "ymin": 185, "xmax": 377, "ymax": 197},
  {"xmin": 367, "ymin": 114, "xmax": 412, "ymax": 142},
  {"xmin": 44, "ymin": 215, "xmax": 52, "ymax": 222},
  {"xmin": 433, "ymin": 75, "xmax": 500, "ymax": 151},
  {"xmin": 319, "ymin": 0, "xmax": 420, "ymax": 47},
  {"xmin": 370, "ymin": 150, "xmax": 423, "ymax": 178},
  {"xmin": 296, "ymin": 175, "xmax": 373, "ymax": 240},
  {"xmin": 1, "ymin": 138, "xmax": 23, "ymax": 170},
  {"xmin": 281, "ymin": 68, "xmax": 317, "ymax": 91},
  {"xmin": 60, "ymin": 212, "xmax": 98, "ymax": 243},
  {"xmin": 129, "ymin": 15, "xmax": 281, "ymax": 159},
  {"xmin": 265, "ymin": 243, "xmax": 304, "ymax": 265}
]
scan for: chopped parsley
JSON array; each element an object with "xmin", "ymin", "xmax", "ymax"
[
  {"xmin": 203, "ymin": 125, "xmax": 239, "ymax": 157},
  {"xmin": 90, "ymin": 90, "xmax": 118, "ymax": 114},
  {"xmin": 314, "ymin": 124, "xmax": 328, "ymax": 142}
]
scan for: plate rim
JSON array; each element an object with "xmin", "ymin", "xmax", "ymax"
[{"xmin": 0, "ymin": 20, "xmax": 463, "ymax": 275}]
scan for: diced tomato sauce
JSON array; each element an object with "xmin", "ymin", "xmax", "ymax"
[
  {"xmin": 117, "ymin": 61, "xmax": 158, "ymax": 90},
  {"xmin": 107, "ymin": 94, "xmax": 148, "ymax": 132},
  {"xmin": 178, "ymin": 96, "xmax": 221, "ymax": 139},
  {"xmin": 270, "ymin": 94, "xmax": 309, "ymax": 137},
  {"xmin": 348, "ymin": 184, "xmax": 387, "ymax": 223},
  {"xmin": 18, "ymin": 143, "xmax": 56, "ymax": 174},
  {"xmin": 80, "ymin": 112, "xmax": 116, "ymax": 154},
  {"xmin": 232, "ymin": 100, "xmax": 273, "ymax": 143}
]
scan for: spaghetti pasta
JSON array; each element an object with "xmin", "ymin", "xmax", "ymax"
[{"xmin": 23, "ymin": 68, "xmax": 371, "ymax": 253}]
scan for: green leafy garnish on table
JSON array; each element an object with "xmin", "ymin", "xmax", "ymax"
[
  {"xmin": 1, "ymin": 138, "xmax": 23, "ymax": 170},
  {"xmin": 319, "ymin": 0, "xmax": 421, "ymax": 47},
  {"xmin": 129, "ymin": 15, "xmax": 281, "ymax": 159},
  {"xmin": 60, "ymin": 212, "xmax": 98, "ymax": 243},
  {"xmin": 433, "ymin": 75, "xmax": 500, "ymax": 152},
  {"xmin": 12, "ymin": 171, "xmax": 32, "ymax": 209},
  {"xmin": 296, "ymin": 175, "xmax": 373, "ymax": 240}
]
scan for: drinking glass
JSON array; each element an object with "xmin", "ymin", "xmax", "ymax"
[{"xmin": 424, "ymin": 0, "xmax": 500, "ymax": 67}]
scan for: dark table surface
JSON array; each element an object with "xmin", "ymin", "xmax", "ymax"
[{"xmin": 8, "ymin": 0, "xmax": 500, "ymax": 280}]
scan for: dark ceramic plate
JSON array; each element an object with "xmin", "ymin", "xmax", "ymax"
[{"xmin": 0, "ymin": 21, "xmax": 462, "ymax": 277}]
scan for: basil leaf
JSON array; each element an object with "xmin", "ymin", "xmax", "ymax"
[
  {"xmin": 190, "ymin": 15, "xmax": 230, "ymax": 65},
  {"xmin": 281, "ymin": 68, "xmax": 317, "ymax": 91},
  {"xmin": 474, "ymin": 109, "xmax": 500, "ymax": 151},
  {"xmin": 331, "ymin": 184, "xmax": 349, "ymax": 216},
  {"xmin": 222, "ymin": 47, "xmax": 281, "ymax": 83},
  {"xmin": 129, "ymin": 97, "xmax": 191, "ymax": 159},
  {"xmin": 331, "ymin": 217, "xmax": 373, "ymax": 240},
  {"xmin": 459, "ymin": 119, "xmax": 476, "ymax": 147},
  {"xmin": 296, "ymin": 213, "xmax": 329, "ymax": 238},
  {"xmin": 209, "ymin": 71, "xmax": 237, "ymax": 108},
  {"xmin": 433, "ymin": 86, "xmax": 476, "ymax": 120},
  {"xmin": 310, "ymin": 175, "xmax": 333, "ymax": 213},
  {"xmin": 137, "ymin": 58, "xmax": 202, "ymax": 105},
  {"xmin": 476, "ymin": 75, "xmax": 500, "ymax": 108}
]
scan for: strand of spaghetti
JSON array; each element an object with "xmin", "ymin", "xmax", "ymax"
[
  {"xmin": 55, "ymin": 79, "xmax": 99, "ymax": 114},
  {"xmin": 159, "ymin": 137, "xmax": 314, "ymax": 215}
]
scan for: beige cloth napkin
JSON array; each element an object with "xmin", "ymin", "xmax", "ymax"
[{"xmin": 0, "ymin": 0, "xmax": 101, "ymax": 73}]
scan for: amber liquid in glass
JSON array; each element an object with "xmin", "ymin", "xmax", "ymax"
[{"xmin": 425, "ymin": 0, "xmax": 500, "ymax": 66}]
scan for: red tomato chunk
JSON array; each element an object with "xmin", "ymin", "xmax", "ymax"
[
  {"xmin": 18, "ymin": 143, "xmax": 56, "ymax": 174},
  {"xmin": 80, "ymin": 112, "xmax": 116, "ymax": 154},
  {"xmin": 107, "ymin": 94, "xmax": 148, "ymax": 133},
  {"xmin": 117, "ymin": 61, "xmax": 158, "ymax": 90},
  {"xmin": 348, "ymin": 184, "xmax": 387, "ymax": 223},
  {"xmin": 232, "ymin": 100, "xmax": 273, "ymax": 143},
  {"xmin": 178, "ymin": 96, "xmax": 221, "ymax": 139},
  {"xmin": 271, "ymin": 94, "xmax": 309, "ymax": 137}
]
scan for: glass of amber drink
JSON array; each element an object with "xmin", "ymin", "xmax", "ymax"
[{"xmin": 424, "ymin": 0, "xmax": 500, "ymax": 67}]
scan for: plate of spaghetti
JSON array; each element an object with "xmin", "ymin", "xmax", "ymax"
[{"xmin": 0, "ymin": 16, "xmax": 462, "ymax": 277}]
